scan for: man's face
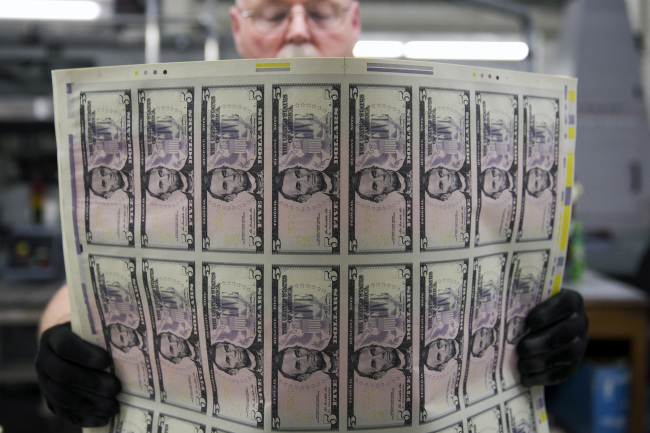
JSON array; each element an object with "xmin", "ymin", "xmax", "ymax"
[
  {"xmin": 356, "ymin": 167, "xmax": 398, "ymax": 200},
  {"xmin": 425, "ymin": 339, "xmax": 455, "ymax": 370},
  {"xmin": 482, "ymin": 167, "xmax": 508, "ymax": 197},
  {"xmin": 147, "ymin": 167, "xmax": 182, "ymax": 198},
  {"xmin": 214, "ymin": 342, "xmax": 250, "ymax": 371},
  {"xmin": 109, "ymin": 323, "xmax": 138, "ymax": 350},
  {"xmin": 159, "ymin": 332, "xmax": 190, "ymax": 361},
  {"xmin": 471, "ymin": 328, "xmax": 494, "ymax": 357},
  {"xmin": 91, "ymin": 167, "xmax": 123, "ymax": 196},
  {"xmin": 506, "ymin": 316, "xmax": 526, "ymax": 344},
  {"xmin": 526, "ymin": 167, "xmax": 550, "ymax": 196},
  {"xmin": 280, "ymin": 346, "xmax": 325, "ymax": 378},
  {"xmin": 355, "ymin": 345, "xmax": 398, "ymax": 377},
  {"xmin": 210, "ymin": 167, "xmax": 249, "ymax": 198},
  {"xmin": 427, "ymin": 168, "xmax": 460, "ymax": 198},
  {"xmin": 280, "ymin": 167, "xmax": 324, "ymax": 199},
  {"xmin": 230, "ymin": 0, "xmax": 361, "ymax": 59}
]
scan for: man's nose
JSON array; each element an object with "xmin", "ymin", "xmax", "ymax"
[{"xmin": 284, "ymin": 7, "xmax": 311, "ymax": 44}]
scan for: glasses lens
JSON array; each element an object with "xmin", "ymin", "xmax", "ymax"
[
  {"xmin": 306, "ymin": 2, "xmax": 342, "ymax": 29},
  {"xmin": 254, "ymin": 5, "xmax": 290, "ymax": 32}
]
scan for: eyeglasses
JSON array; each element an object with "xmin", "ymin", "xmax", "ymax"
[{"xmin": 239, "ymin": 1, "xmax": 350, "ymax": 33}]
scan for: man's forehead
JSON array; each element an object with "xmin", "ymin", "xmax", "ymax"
[{"xmin": 238, "ymin": 0, "xmax": 346, "ymax": 8}]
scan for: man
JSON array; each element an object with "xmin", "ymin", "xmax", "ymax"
[
  {"xmin": 422, "ymin": 167, "xmax": 469, "ymax": 201},
  {"xmin": 85, "ymin": 166, "xmax": 132, "ymax": 199},
  {"xmin": 421, "ymin": 338, "xmax": 460, "ymax": 372},
  {"xmin": 209, "ymin": 341, "xmax": 263, "ymax": 376},
  {"xmin": 142, "ymin": 166, "xmax": 193, "ymax": 201},
  {"xmin": 105, "ymin": 323, "xmax": 144, "ymax": 354},
  {"xmin": 479, "ymin": 167, "xmax": 515, "ymax": 200},
  {"xmin": 505, "ymin": 316, "xmax": 527, "ymax": 345},
  {"xmin": 351, "ymin": 344, "xmax": 410, "ymax": 380},
  {"xmin": 276, "ymin": 345, "xmax": 338, "ymax": 381},
  {"xmin": 204, "ymin": 166, "xmax": 264, "ymax": 202},
  {"xmin": 154, "ymin": 332, "xmax": 199, "ymax": 364},
  {"xmin": 275, "ymin": 166, "xmax": 338, "ymax": 203},
  {"xmin": 469, "ymin": 327, "xmax": 498, "ymax": 358},
  {"xmin": 524, "ymin": 167, "xmax": 553, "ymax": 198},
  {"xmin": 352, "ymin": 166, "xmax": 411, "ymax": 203},
  {"xmin": 35, "ymin": 0, "xmax": 588, "ymax": 427}
]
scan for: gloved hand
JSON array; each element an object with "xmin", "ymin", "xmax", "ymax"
[
  {"xmin": 35, "ymin": 322, "xmax": 121, "ymax": 427},
  {"xmin": 517, "ymin": 289, "xmax": 589, "ymax": 387}
]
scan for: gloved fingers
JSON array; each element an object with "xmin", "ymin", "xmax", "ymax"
[
  {"xmin": 46, "ymin": 323, "xmax": 113, "ymax": 370},
  {"xmin": 53, "ymin": 406, "xmax": 114, "ymax": 428},
  {"xmin": 39, "ymin": 372, "xmax": 120, "ymax": 415},
  {"xmin": 517, "ymin": 335, "xmax": 588, "ymax": 376},
  {"xmin": 520, "ymin": 358, "xmax": 582, "ymax": 387},
  {"xmin": 525, "ymin": 290, "xmax": 585, "ymax": 332},
  {"xmin": 517, "ymin": 309, "xmax": 588, "ymax": 358}
]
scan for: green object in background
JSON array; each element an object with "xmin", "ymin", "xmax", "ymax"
[{"xmin": 567, "ymin": 220, "xmax": 586, "ymax": 283}]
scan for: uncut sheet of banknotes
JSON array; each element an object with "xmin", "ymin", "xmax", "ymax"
[{"xmin": 52, "ymin": 58, "xmax": 577, "ymax": 433}]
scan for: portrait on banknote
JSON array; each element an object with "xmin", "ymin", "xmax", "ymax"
[
  {"xmin": 518, "ymin": 96, "xmax": 559, "ymax": 242},
  {"xmin": 201, "ymin": 85, "xmax": 264, "ymax": 253},
  {"xmin": 88, "ymin": 255, "xmax": 155, "ymax": 399},
  {"xmin": 505, "ymin": 392, "xmax": 537, "ymax": 433},
  {"xmin": 501, "ymin": 251, "xmax": 548, "ymax": 389},
  {"xmin": 419, "ymin": 88, "xmax": 471, "ymax": 251},
  {"xmin": 467, "ymin": 406, "xmax": 504, "ymax": 433},
  {"xmin": 349, "ymin": 84, "xmax": 413, "ymax": 254},
  {"xmin": 157, "ymin": 414, "xmax": 206, "ymax": 433},
  {"xmin": 419, "ymin": 260, "xmax": 468, "ymax": 423},
  {"xmin": 272, "ymin": 265, "xmax": 340, "ymax": 431},
  {"xmin": 202, "ymin": 263, "xmax": 264, "ymax": 427},
  {"xmin": 475, "ymin": 92, "xmax": 518, "ymax": 245},
  {"xmin": 80, "ymin": 90, "xmax": 135, "ymax": 246},
  {"xmin": 139, "ymin": 87, "xmax": 195, "ymax": 249},
  {"xmin": 142, "ymin": 259, "xmax": 207, "ymax": 413},
  {"xmin": 272, "ymin": 84, "xmax": 341, "ymax": 254},
  {"xmin": 348, "ymin": 264, "xmax": 413, "ymax": 429},
  {"xmin": 464, "ymin": 254, "xmax": 506, "ymax": 406},
  {"xmin": 109, "ymin": 403, "xmax": 153, "ymax": 433}
]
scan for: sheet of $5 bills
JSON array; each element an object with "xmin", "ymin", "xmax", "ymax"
[{"xmin": 52, "ymin": 57, "xmax": 576, "ymax": 433}]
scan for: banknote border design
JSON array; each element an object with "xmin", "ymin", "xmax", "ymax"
[
  {"xmin": 348, "ymin": 84, "xmax": 414, "ymax": 255},
  {"xmin": 418, "ymin": 87, "xmax": 472, "ymax": 251},
  {"xmin": 474, "ymin": 91, "xmax": 519, "ymax": 246},
  {"xmin": 202, "ymin": 262, "xmax": 265, "ymax": 428},
  {"xmin": 88, "ymin": 254, "xmax": 156, "ymax": 400},
  {"xmin": 467, "ymin": 405, "xmax": 504, "ymax": 432},
  {"xmin": 80, "ymin": 90, "xmax": 136, "ymax": 247},
  {"xmin": 271, "ymin": 83, "xmax": 341, "ymax": 255},
  {"xmin": 347, "ymin": 263, "xmax": 413, "ymax": 430},
  {"xmin": 109, "ymin": 403, "xmax": 154, "ymax": 433},
  {"xmin": 141, "ymin": 258, "xmax": 208, "ymax": 413},
  {"xmin": 505, "ymin": 391, "xmax": 535, "ymax": 433},
  {"xmin": 419, "ymin": 260, "xmax": 468, "ymax": 424},
  {"xmin": 138, "ymin": 86, "xmax": 196, "ymax": 250},
  {"xmin": 500, "ymin": 249, "xmax": 549, "ymax": 390},
  {"xmin": 201, "ymin": 85, "xmax": 265, "ymax": 254},
  {"xmin": 157, "ymin": 413, "xmax": 206, "ymax": 433},
  {"xmin": 463, "ymin": 253, "xmax": 507, "ymax": 406},
  {"xmin": 271, "ymin": 264, "xmax": 341, "ymax": 431},
  {"xmin": 517, "ymin": 96, "xmax": 560, "ymax": 242}
]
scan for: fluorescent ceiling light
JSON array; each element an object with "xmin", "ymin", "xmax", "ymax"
[
  {"xmin": 404, "ymin": 41, "xmax": 529, "ymax": 61},
  {"xmin": 0, "ymin": 1, "xmax": 101, "ymax": 21},
  {"xmin": 353, "ymin": 41, "xmax": 404, "ymax": 58}
]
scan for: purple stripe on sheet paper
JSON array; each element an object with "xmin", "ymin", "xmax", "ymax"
[
  {"xmin": 82, "ymin": 284, "xmax": 97, "ymax": 335},
  {"xmin": 565, "ymin": 187, "xmax": 572, "ymax": 205},
  {"xmin": 537, "ymin": 397, "xmax": 545, "ymax": 410},
  {"xmin": 367, "ymin": 67, "xmax": 434, "ymax": 75},
  {"xmin": 568, "ymin": 114, "xmax": 575, "ymax": 125},
  {"xmin": 564, "ymin": 85, "xmax": 568, "ymax": 99},
  {"xmin": 67, "ymin": 83, "xmax": 72, "ymax": 94},
  {"xmin": 556, "ymin": 257, "xmax": 564, "ymax": 268},
  {"xmin": 69, "ymin": 134, "xmax": 81, "ymax": 255}
]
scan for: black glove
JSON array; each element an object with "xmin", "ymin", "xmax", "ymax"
[
  {"xmin": 517, "ymin": 289, "xmax": 589, "ymax": 387},
  {"xmin": 35, "ymin": 322, "xmax": 121, "ymax": 427}
]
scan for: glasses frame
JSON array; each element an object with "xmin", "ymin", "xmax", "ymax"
[{"xmin": 239, "ymin": 1, "xmax": 351, "ymax": 33}]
